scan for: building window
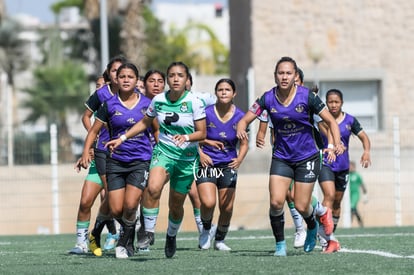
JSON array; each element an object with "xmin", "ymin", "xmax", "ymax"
[{"xmin": 306, "ymin": 80, "xmax": 381, "ymax": 132}]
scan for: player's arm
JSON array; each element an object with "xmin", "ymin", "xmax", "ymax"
[
  {"xmin": 81, "ymin": 108, "xmax": 94, "ymax": 132},
  {"xmin": 76, "ymin": 119, "xmax": 103, "ymax": 170},
  {"xmin": 229, "ymin": 135, "xmax": 249, "ymax": 169},
  {"xmin": 256, "ymin": 121, "xmax": 268, "ymax": 148},
  {"xmin": 357, "ymin": 131, "xmax": 371, "ymax": 168},
  {"xmin": 319, "ymin": 108, "xmax": 343, "ymax": 155}
]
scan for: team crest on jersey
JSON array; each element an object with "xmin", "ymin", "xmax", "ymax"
[
  {"xmin": 283, "ymin": 122, "xmax": 296, "ymax": 130},
  {"xmin": 141, "ymin": 107, "xmax": 147, "ymax": 115},
  {"xmin": 346, "ymin": 124, "xmax": 352, "ymax": 131},
  {"xmin": 232, "ymin": 124, "xmax": 237, "ymax": 130},
  {"xmin": 127, "ymin": 117, "xmax": 136, "ymax": 124},
  {"xmin": 282, "ymin": 117, "xmax": 296, "ymax": 130},
  {"xmin": 295, "ymin": 104, "xmax": 305, "ymax": 113},
  {"xmin": 180, "ymin": 102, "xmax": 188, "ymax": 112},
  {"xmin": 270, "ymin": 108, "xmax": 277, "ymax": 113},
  {"xmin": 114, "ymin": 111, "xmax": 123, "ymax": 116},
  {"xmin": 219, "ymin": 132, "xmax": 227, "ymax": 138},
  {"xmin": 208, "ymin": 122, "xmax": 216, "ymax": 128}
]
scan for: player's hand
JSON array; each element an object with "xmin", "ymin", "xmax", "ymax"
[
  {"xmin": 363, "ymin": 194, "xmax": 368, "ymax": 204},
  {"xmin": 106, "ymin": 138, "xmax": 122, "ymax": 152},
  {"xmin": 200, "ymin": 154, "xmax": 213, "ymax": 168},
  {"xmin": 256, "ymin": 135, "xmax": 265, "ymax": 149},
  {"xmin": 323, "ymin": 148, "xmax": 336, "ymax": 163}
]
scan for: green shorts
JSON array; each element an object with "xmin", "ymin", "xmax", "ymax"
[
  {"xmin": 150, "ymin": 147, "xmax": 198, "ymax": 194},
  {"xmin": 85, "ymin": 160, "xmax": 103, "ymax": 187}
]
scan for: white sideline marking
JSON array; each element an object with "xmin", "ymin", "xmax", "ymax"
[
  {"xmin": 178, "ymin": 232, "xmax": 414, "ymax": 259},
  {"xmin": 339, "ymin": 248, "xmax": 414, "ymax": 259}
]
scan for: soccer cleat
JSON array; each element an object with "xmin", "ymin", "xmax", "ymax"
[
  {"xmin": 214, "ymin": 241, "xmax": 231, "ymax": 251},
  {"xmin": 69, "ymin": 243, "xmax": 88, "ymax": 254},
  {"xmin": 89, "ymin": 232, "xmax": 102, "ymax": 256},
  {"xmin": 138, "ymin": 247, "xmax": 150, "ymax": 253},
  {"xmin": 137, "ymin": 231, "xmax": 155, "ymax": 250},
  {"xmin": 199, "ymin": 228, "xmax": 211, "ymax": 250},
  {"xmin": 164, "ymin": 234, "xmax": 177, "ymax": 258},
  {"xmin": 103, "ymin": 232, "xmax": 119, "ymax": 251},
  {"xmin": 319, "ymin": 208, "xmax": 334, "ymax": 236},
  {"xmin": 304, "ymin": 224, "xmax": 318, "ymax": 253},
  {"xmin": 293, "ymin": 229, "xmax": 307, "ymax": 248},
  {"xmin": 274, "ymin": 240, "xmax": 287, "ymax": 256},
  {"xmin": 115, "ymin": 246, "xmax": 129, "ymax": 259},
  {"xmin": 322, "ymin": 240, "xmax": 341, "ymax": 254}
]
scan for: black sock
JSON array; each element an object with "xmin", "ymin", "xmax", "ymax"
[
  {"xmin": 215, "ymin": 225, "xmax": 229, "ymax": 241},
  {"xmin": 304, "ymin": 214, "xmax": 317, "ymax": 230},
  {"xmin": 201, "ymin": 218, "xmax": 212, "ymax": 230}
]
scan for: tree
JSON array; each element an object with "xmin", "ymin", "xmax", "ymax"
[
  {"xmin": 142, "ymin": 6, "xmax": 229, "ymax": 74},
  {"xmin": 182, "ymin": 22, "xmax": 229, "ymax": 75},
  {"xmin": 120, "ymin": 0, "xmax": 146, "ymax": 68},
  {"xmin": 0, "ymin": 19, "xmax": 30, "ymax": 125},
  {"xmin": 21, "ymin": 5, "xmax": 90, "ymax": 163},
  {"xmin": 21, "ymin": 60, "xmax": 89, "ymax": 162},
  {"xmin": 142, "ymin": 5, "xmax": 196, "ymax": 72}
]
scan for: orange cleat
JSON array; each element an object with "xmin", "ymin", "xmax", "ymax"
[
  {"xmin": 319, "ymin": 208, "xmax": 334, "ymax": 235},
  {"xmin": 322, "ymin": 240, "xmax": 341, "ymax": 254}
]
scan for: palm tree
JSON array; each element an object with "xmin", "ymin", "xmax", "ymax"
[
  {"xmin": 20, "ymin": 3, "xmax": 90, "ymax": 162},
  {"xmin": 21, "ymin": 60, "xmax": 89, "ymax": 162},
  {"xmin": 182, "ymin": 22, "xmax": 229, "ymax": 75},
  {"xmin": 0, "ymin": 19, "xmax": 30, "ymax": 126},
  {"xmin": 120, "ymin": 0, "xmax": 146, "ymax": 68},
  {"xmin": 0, "ymin": 18, "xmax": 30, "ymax": 165}
]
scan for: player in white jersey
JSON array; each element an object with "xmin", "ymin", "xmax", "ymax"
[{"xmin": 106, "ymin": 61, "xmax": 207, "ymax": 258}]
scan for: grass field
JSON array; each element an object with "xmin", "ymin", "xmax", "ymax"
[{"xmin": 1, "ymin": 226, "xmax": 413, "ymax": 274}]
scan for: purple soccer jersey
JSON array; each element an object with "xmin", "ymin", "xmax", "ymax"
[
  {"xmin": 321, "ymin": 112, "xmax": 364, "ymax": 171},
  {"xmin": 250, "ymin": 85, "xmax": 326, "ymax": 163},
  {"xmin": 96, "ymin": 93, "xmax": 153, "ymax": 162},
  {"xmin": 201, "ymin": 104, "xmax": 245, "ymax": 165},
  {"xmin": 84, "ymin": 84, "xmax": 115, "ymax": 151}
]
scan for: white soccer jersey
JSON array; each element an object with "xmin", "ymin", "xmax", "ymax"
[{"xmin": 147, "ymin": 90, "xmax": 206, "ymax": 161}]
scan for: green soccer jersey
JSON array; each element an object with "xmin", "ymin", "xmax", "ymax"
[{"xmin": 147, "ymin": 90, "xmax": 206, "ymax": 161}]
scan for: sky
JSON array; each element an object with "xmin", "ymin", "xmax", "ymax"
[{"xmin": 5, "ymin": 0, "xmax": 227, "ymax": 24}]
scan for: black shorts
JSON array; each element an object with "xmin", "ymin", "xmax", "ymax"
[
  {"xmin": 94, "ymin": 149, "xmax": 109, "ymax": 176},
  {"xmin": 269, "ymin": 153, "xmax": 321, "ymax": 183},
  {"xmin": 195, "ymin": 165, "xmax": 237, "ymax": 189},
  {"xmin": 106, "ymin": 158, "xmax": 150, "ymax": 191},
  {"xmin": 318, "ymin": 165, "xmax": 349, "ymax": 192}
]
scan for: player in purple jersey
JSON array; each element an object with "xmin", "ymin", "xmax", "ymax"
[
  {"xmin": 69, "ymin": 75, "xmax": 107, "ymax": 255},
  {"xmin": 186, "ymin": 73, "xmax": 217, "ymax": 241},
  {"xmin": 78, "ymin": 63, "xmax": 157, "ymax": 258},
  {"xmin": 195, "ymin": 78, "xmax": 248, "ymax": 251},
  {"xmin": 135, "ymin": 69, "xmax": 165, "ymax": 251},
  {"xmin": 255, "ymin": 67, "xmax": 316, "ymax": 249},
  {"xmin": 79, "ymin": 55, "xmax": 127, "ymax": 256},
  {"xmin": 317, "ymin": 88, "xmax": 371, "ymax": 253},
  {"xmin": 237, "ymin": 56, "xmax": 343, "ymax": 256}
]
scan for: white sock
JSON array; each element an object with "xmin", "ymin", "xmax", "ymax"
[
  {"xmin": 167, "ymin": 218, "xmax": 181, "ymax": 237},
  {"xmin": 314, "ymin": 201, "xmax": 326, "ymax": 216},
  {"xmin": 289, "ymin": 207, "xmax": 304, "ymax": 231}
]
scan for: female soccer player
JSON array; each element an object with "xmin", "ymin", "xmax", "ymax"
[
  {"xmin": 317, "ymin": 88, "xmax": 371, "ymax": 253},
  {"xmin": 78, "ymin": 63, "xmax": 156, "ymax": 259},
  {"xmin": 105, "ymin": 61, "xmax": 206, "ymax": 258},
  {"xmin": 196, "ymin": 78, "xmax": 248, "ymax": 251},
  {"xmin": 237, "ymin": 56, "xmax": 343, "ymax": 256}
]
